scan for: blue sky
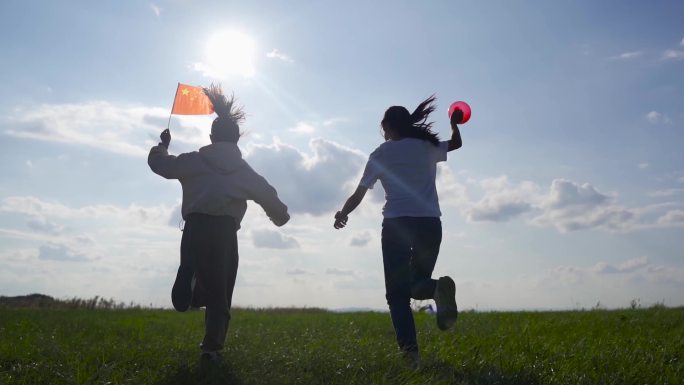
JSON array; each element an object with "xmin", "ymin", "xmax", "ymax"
[{"xmin": 0, "ymin": 0, "xmax": 682, "ymax": 310}]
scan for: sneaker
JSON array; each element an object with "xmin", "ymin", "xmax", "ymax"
[
  {"xmin": 434, "ymin": 276, "xmax": 458, "ymax": 331},
  {"xmin": 199, "ymin": 351, "xmax": 223, "ymax": 371},
  {"xmin": 401, "ymin": 350, "xmax": 421, "ymax": 370},
  {"xmin": 171, "ymin": 264, "xmax": 195, "ymax": 312}
]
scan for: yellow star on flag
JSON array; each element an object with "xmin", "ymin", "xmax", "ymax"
[{"xmin": 181, "ymin": 88, "xmax": 190, "ymax": 96}]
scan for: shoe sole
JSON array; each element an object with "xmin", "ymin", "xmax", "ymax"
[
  {"xmin": 171, "ymin": 264, "xmax": 194, "ymax": 312},
  {"xmin": 401, "ymin": 351, "xmax": 421, "ymax": 370},
  {"xmin": 199, "ymin": 352, "xmax": 222, "ymax": 372},
  {"xmin": 436, "ymin": 276, "xmax": 458, "ymax": 331}
]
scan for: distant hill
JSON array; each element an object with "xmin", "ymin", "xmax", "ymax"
[
  {"xmin": 0, "ymin": 294, "xmax": 146, "ymax": 310},
  {"xmin": 0, "ymin": 293, "xmax": 57, "ymax": 308}
]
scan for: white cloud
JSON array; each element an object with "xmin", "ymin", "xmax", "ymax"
[
  {"xmin": 252, "ymin": 229, "xmax": 299, "ymax": 249},
  {"xmin": 532, "ymin": 179, "xmax": 636, "ymax": 232},
  {"xmin": 646, "ymin": 111, "xmax": 661, "ymax": 123},
  {"xmin": 0, "ymin": 196, "xmax": 174, "ymax": 226},
  {"xmin": 149, "ymin": 4, "xmax": 161, "ymax": 17},
  {"xmin": 288, "ymin": 118, "xmax": 347, "ymax": 135},
  {"xmin": 645, "ymin": 110, "xmax": 672, "ymax": 124},
  {"xmin": 469, "ymin": 200, "xmax": 531, "ymax": 222},
  {"xmin": 4, "ymin": 102, "xmax": 172, "ymax": 156},
  {"xmin": 466, "ymin": 176, "xmax": 538, "ymax": 222},
  {"xmin": 647, "ymin": 188, "xmax": 684, "ymax": 198},
  {"xmin": 1, "ymin": 180, "xmax": 682, "ymax": 309},
  {"xmin": 325, "ymin": 268, "xmax": 356, "ymax": 276},
  {"xmin": 245, "ymin": 138, "xmax": 366, "ymax": 215},
  {"xmin": 0, "ymin": 196, "xmax": 180, "ymax": 268},
  {"xmin": 0, "ymin": 195, "xmax": 390, "ymax": 308},
  {"xmin": 591, "ymin": 256, "xmax": 649, "ymax": 274},
  {"xmin": 453, "ymin": 176, "xmax": 682, "ymax": 233},
  {"xmin": 530, "ymin": 256, "xmax": 684, "ymax": 308},
  {"xmin": 646, "ymin": 111, "xmax": 672, "ymax": 124},
  {"xmin": 0, "ymin": 226, "xmax": 104, "ymax": 264},
  {"xmin": 322, "ymin": 117, "xmax": 348, "ymax": 127},
  {"xmin": 662, "ymin": 49, "xmax": 684, "ymax": 60},
  {"xmin": 349, "ymin": 231, "xmax": 372, "ymax": 247},
  {"xmin": 286, "ymin": 268, "xmax": 313, "ymax": 276},
  {"xmin": 638, "ymin": 163, "xmax": 649, "ymax": 170},
  {"xmin": 681, "ymin": 37, "xmax": 684, "ymax": 46},
  {"xmin": 611, "ymin": 51, "xmax": 642, "ymax": 60},
  {"xmin": 289, "ymin": 122, "xmax": 316, "ymax": 134},
  {"xmin": 167, "ymin": 204, "xmax": 183, "ymax": 228},
  {"xmin": 656, "ymin": 210, "xmax": 684, "ymax": 226},
  {"xmin": 439, "ymin": 170, "xmax": 684, "ymax": 233},
  {"xmin": 38, "ymin": 244, "xmax": 90, "ymax": 262},
  {"xmin": 26, "ymin": 217, "xmax": 64, "ymax": 235},
  {"xmin": 2, "ymin": 99, "xmax": 370, "ymax": 218},
  {"xmin": 2, "ymin": 100, "xmax": 368, "ymax": 219},
  {"xmin": 531, "ymin": 180, "xmax": 684, "ymax": 232},
  {"xmin": 0, "ymin": 196, "xmax": 188, "ymax": 304},
  {"xmin": 0, "ymin": 227, "xmax": 55, "ymax": 243},
  {"xmin": 435, "ymin": 164, "xmax": 470, "ymax": 211},
  {"xmin": 543, "ymin": 179, "xmax": 610, "ymax": 208},
  {"xmin": 3, "ymin": 101, "xmax": 218, "ymax": 156},
  {"xmin": 266, "ymin": 49, "xmax": 293, "ymax": 63}
]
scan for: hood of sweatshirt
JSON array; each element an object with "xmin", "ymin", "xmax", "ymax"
[{"xmin": 198, "ymin": 142, "xmax": 246, "ymax": 175}]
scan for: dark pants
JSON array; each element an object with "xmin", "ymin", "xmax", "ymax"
[
  {"xmin": 381, "ymin": 217, "xmax": 442, "ymax": 352},
  {"xmin": 181, "ymin": 213, "xmax": 239, "ymax": 352}
]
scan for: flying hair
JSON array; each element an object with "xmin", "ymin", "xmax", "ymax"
[
  {"xmin": 383, "ymin": 94, "xmax": 440, "ymax": 146},
  {"xmin": 203, "ymin": 83, "xmax": 245, "ymax": 143},
  {"xmin": 410, "ymin": 94, "xmax": 437, "ymax": 131},
  {"xmin": 203, "ymin": 83, "xmax": 245, "ymax": 123}
]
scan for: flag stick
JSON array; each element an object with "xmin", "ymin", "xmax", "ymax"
[
  {"xmin": 166, "ymin": 113, "xmax": 173, "ymax": 130},
  {"xmin": 167, "ymin": 82, "xmax": 180, "ymax": 129}
]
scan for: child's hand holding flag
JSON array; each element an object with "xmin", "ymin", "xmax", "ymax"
[{"xmin": 160, "ymin": 129, "xmax": 171, "ymax": 149}]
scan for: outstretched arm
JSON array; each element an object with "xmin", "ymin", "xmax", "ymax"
[
  {"xmin": 248, "ymin": 172, "xmax": 290, "ymax": 227},
  {"xmin": 333, "ymin": 185, "xmax": 368, "ymax": 229},
  {"xmin": 148, "ymin": 129, "xmax": 190, "ymax": 179},
  {"xmin": 236, "ymin": 163, "xmax": 290, "ymax": 226},
  {"xmin": 447, "ymin": 110, "xmax": 463, "ymax": 152}
]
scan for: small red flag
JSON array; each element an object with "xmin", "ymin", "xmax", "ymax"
[{"xmin": 171, "ymin": 83, "xmax": 214, "ymax": 115}]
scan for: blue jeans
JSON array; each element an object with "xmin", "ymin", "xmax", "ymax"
[{"xmin": 381, "ymin": 217, "xmax": 442, "ymax": 352}]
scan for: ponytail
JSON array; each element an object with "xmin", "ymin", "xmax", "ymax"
[
  {"xmin": 409, "ymin": 94, "xmax": 438, "ymax": 145},
  {"xmin": 204, "ymin": 83, "xmax": 245, "ymax": 143},
  {"xmin": 383, "ymin": 95, "xmax": 440, "ymax": 146}
]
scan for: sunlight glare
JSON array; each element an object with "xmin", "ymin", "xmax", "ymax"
[{"xmin": 203, "ymin": 30, "xmax": 256, "ymax": 79}]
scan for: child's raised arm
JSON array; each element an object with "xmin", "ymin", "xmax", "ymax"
[
  {"xmin": 447, "ymin": 110, "xmax": 463, "ymax": 152},
  {"xmin": 333, "ymin": 185, "xmax": 368, "ymax": 229},
  {"xmin": 148, "ymin": 129, "xmax": 199, "ymax": 179}
]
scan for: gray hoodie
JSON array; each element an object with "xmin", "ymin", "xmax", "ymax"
[{"xmin": 148, "ymin": 142, "xmax": 289, "ymax": 228}]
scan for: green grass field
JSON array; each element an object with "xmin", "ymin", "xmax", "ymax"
[{"xmin": 0, "ymin": 307, "xmax": 682, "ymax": 384}]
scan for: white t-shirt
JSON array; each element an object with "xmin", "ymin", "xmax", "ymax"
[{"xmin": 359, "ymin": 138, "xmax": 448, "ymax": 218}]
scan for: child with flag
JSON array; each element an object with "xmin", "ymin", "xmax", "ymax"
[{"xmin": 148, "ymin": 84, "xmax": 290, "ymax": 366}]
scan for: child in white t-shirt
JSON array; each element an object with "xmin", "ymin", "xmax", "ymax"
[{"xmin": 334, "ymin": 95, "xmax": 463, "ymax": 367}]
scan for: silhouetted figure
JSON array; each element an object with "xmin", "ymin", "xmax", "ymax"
[
  {"xmin": 334, "ymin": 95, "xmax": 462, "ymax": 368},
  {"xmin": 148, "ymin": 85, "xmax": 289, "ymax": 366}
]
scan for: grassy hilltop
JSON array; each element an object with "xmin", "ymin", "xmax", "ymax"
[{"xmin": 0, "ymin": 304, "xmax": 682, "ymax": 384}]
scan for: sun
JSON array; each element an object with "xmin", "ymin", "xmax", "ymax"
[{"xmin": 202, "ymin": 30, "xmax": 256, "ymax": 79}]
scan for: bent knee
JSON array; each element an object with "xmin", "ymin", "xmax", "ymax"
[{"xmin": 385, "ymin": 291, "xmax": 411, "ymax": 307}]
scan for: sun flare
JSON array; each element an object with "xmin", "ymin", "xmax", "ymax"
[{"xmin": 202, "ymin": 30, "xmax": 256, "ymax": 79}]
